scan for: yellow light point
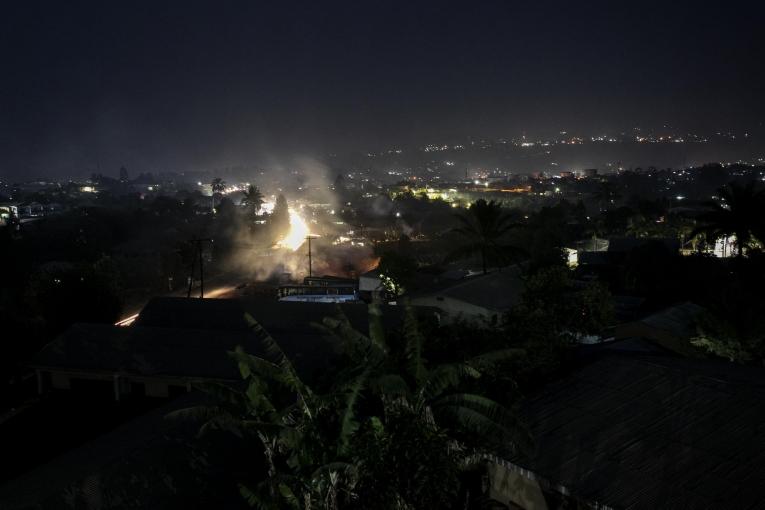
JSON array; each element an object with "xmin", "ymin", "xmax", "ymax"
[{"xmin": 279, "ymin": 209, "xmax": 311, "ymax": 251}]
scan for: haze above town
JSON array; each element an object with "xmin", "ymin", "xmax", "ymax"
[{"xmin": 1, "ymin": 1, "xmax": 763, "ymax": 180}]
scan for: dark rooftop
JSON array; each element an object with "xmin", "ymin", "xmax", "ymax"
[
  {"xmin": 639, "ymin": 302, "xmax": 705, "ymax": 340},
  {"xmin": 34, "ymin": 297, "xmax": 439, "ymax": 381},
  {"xmin": 33, "ymin": 323, "xmax": 256, "ymax": 380},
  {"xmin": 412, "ymin": 266, "xmax": 524, "ymax": 312},
  {"xmin": 607, "ymin": 237, "xmax": 681, "ymax": 254},
  {"xmin": 136, "ymin": 296, "xmax": 435, "ymax": 336},
  {"xmin": 514, "ymin": 354, "xmax": 765, "ymax": 509}
]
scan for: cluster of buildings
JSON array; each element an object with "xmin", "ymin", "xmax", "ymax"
[
  {"xmin": 2, "ymin": 162, "xmax": 764, "ymax": 504},
  {"xmin": 2, "ymin": 256, "xmax": 764, "ymax": 508}
]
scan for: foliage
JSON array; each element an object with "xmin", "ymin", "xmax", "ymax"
[
  {"xmin": 242, "ymin": 185, "xmax": 265, "ymax": 218},
  {"xmin": 690, "ymin": 271, "xmax": 765, "ymax": 365},
  {"xmin": 175, "ymin": 303, "xmax": 526, "ymax": 509},
  {"xmin": 350, "ymin": 410, "xmax": 462, "ymax": 509},
  {"xmin": 691, "ymin": 181, "xmax": 765, "ymax": 256},
  {"xmin": 518, "ymin": 266, "xmax": 613, "ymax": 339},
  {"xmin": 691, "ymin": 312, "xmax": 756, "ymax": 363},
  {"xmin": 216, "ymin": 197, "xmax": 238, "ymax": 221},
  {"xmin": 593, "ymin": 180, "xmax": 622, "ymax": 211},
  {"xmin": 211, "ymin": 178, "xmax": 226, "ymax": 194},
  {"xmin": 501, "ymin": 267, "xmax": 614, "ymax": 386},
  {"xmin": 376, "ymin": 250, "xmax": 417, "ymax": 298},
  {"xmin": 449, "ymin": 199, "xmax": 523, "ymax": 273},
  {"xmin": 516, "ymin": 201, "xmax": 586, "ymax": 270},
  {"xmin": 270, "ymin": 194, "xmax": 290, "ymax": 239},
  {"xmin": 25, "ymin": 255, "xmax": 124, "ymax": 335},
  {"xmin": 211, "ymin": 177, "xmax": 226, "ymax": 213}
]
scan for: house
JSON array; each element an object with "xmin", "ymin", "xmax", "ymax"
[
  {"xmin": 4, "ymin": 297, "xmax": 441, "ymax": 508},
  {"xmin": 410, "ymin": 266, "xmax": 524, "ymax": 323},
  {"xmin": 359, "ymin": 265, "xmax": 485, "ymax": 303},
  {"xmin": 279, "ymin": 275, "xmax": 359, "ymax": 303},
  {"xmin": 498, "ymin": 353, "xmax": 765, "ymax": 509},
  {"xmin": 32, "ymin": 323, "xmax": 253, "ymax": 399},
  {"xmin": 615, "ymin": 302, "xmax": 705, "ymax": 356},
  {"xmin": 31, "ymin": 297, "xmax": 439, "ymax": 401},
  {"xmin": 577, "ymin": 237, "xmax": 681, "ymax": 268},
  {"xmin": 607, "ymin": 237, "xmax": 681, "ymax": 254},
  {"xmin": 358, "ymin": 268, "xmax": 383, "ymax": 300},
  {"xmin": 0, "ymin": 202, "xmax": 20, "ymax": 225}
]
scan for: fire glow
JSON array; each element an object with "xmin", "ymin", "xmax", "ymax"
[{"xmin": 278, "ymin": 209, "xmax": 311, "ymax": 251}]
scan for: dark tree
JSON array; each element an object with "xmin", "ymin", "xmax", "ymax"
[
  {"xmin": 210, "ymin": 177, "xmax": 226, "ymax": 213},
  {"xmin": 240, "ymin": 184, "xmax": 264, "ymax": 218},
  {"xmin": 692, "ymin": 181, "xmax": 765, "ymax": 257},
  {"xmin": 450, "ymin": 199, "xmax": 521, "ymax": 274},
  {"xmin": 269, "ymin": 193, "xmax": 290, "ymax": 238}
]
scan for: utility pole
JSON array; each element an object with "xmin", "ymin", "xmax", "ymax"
[
  {"xmin": 187, "ymin": 251, "xmax": 196, "ymax": 298},
  {"xmin": 306, "ymin": 235, "xmax": 319, "ymax": 278},
  {"xmin": 187, "ymin": 238, "xmax": 212, "ymax": 298}
]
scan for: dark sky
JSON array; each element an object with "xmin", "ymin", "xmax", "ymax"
[{"xmin": 1, "ymin": 1, "xmax": 763, "ymax": 178}]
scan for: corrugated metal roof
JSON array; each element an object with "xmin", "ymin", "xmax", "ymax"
[
  {"xmin": 413, "ymin": 266, "xmax": 525, "ymax": 311},
  {"xmin": 514, "ymin": 355, "xmax": 765, "ymax": 509},
  {"xmin": 640, "ymin": 302, "xmax": 705, "ymax": 339}
]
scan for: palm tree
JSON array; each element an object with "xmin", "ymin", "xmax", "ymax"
[
  {"xmin": 270, "ymin": 193, "xmax": 290, "ymax": 234},
  {"xmin": 171, "ymin": 312, "xmax": 363, "ymax": 509},
  {"xmin": 173, "ymin": 303, "xmax": 526, "ymax": 509},
  {"xmin": 691, "ymin": 181, "xmax": 765, "ymax": 257},
  {"xmin": 316, "ymin": 301, "xmax": 527, "ymax": 508},
  {"xmin": 210, "ymin": 177, "xmax": 226, "ymax": 212},
  {"xmin": 450, "ymin": 199, "xmax": 522, "ymax": 274},
  {"xmin": 318, "ymin": 301, "xmax": 527, "ymax": 454},
  {"xmin": 241, "ymin": 184, "xmax": 265, "ymax": 218}
]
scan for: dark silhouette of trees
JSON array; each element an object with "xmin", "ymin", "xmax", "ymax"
[
  {"xmin": 25, "ymin": 257, "xmax": 123, "ymax": 336},
  {"xmin": 691, "ymin": 181, "xmax": 765, "ymax": 257},
  {"xmin": 593, "ymin": 180, "xmax": 621, "ymax": 211},
  {"xmin": 210, "ymin": 178, "xmax": 226, "ymax": 213},
  {"xmin": 516, "ymin": 266, "xmax": 614, "ymax": 340},
  {"xmin": 688, "ymin": 252, "xmax": 765, "ymax": 364},
  {"xmin": 174, "ymin": 304, "xmax": 525, "ymax": 509},
  {"xmin": 449, "ymin": 199, "xmax": 521, "ymax": 273},
  {"xmin": 692, "ymin": 311, "xmax": 765, "ymax": 363},
  {"xmin": 501, "ymin": 266, "xmax": 613, "ymax": 387},
  {"xmin": 241, "ymin": 185, "xmax": 264, "ymax": 218},
  {"xmin": 215, "ymin": 197, "xmax": 237, "ymax": 222},
  {"xmin": 376, "ymin": 250, "xmax": 417, "ymax": 299},
  {"xmin": 269, "ymin": 194, "xmax": 290, "ymax": 238}
]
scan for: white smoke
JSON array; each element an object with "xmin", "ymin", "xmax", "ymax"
[{"xmin": 219, "ymin": 155, "xmax": 377, "ymax": 282}]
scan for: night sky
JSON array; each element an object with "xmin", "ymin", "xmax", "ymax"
[{"xmin": 1, "ymin": 1, "xmax": 763, "ymax": 177}]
